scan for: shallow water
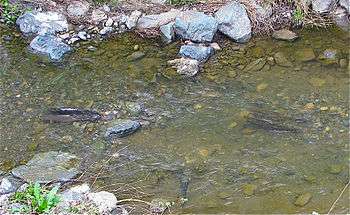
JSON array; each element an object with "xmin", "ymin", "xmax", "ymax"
[{"xmin": 0, "ymin": 26, "xmax": 349, "ymax": 213}]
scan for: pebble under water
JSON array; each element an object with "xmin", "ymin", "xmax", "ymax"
[{"xmin": 0, "ymin": 26, "xmax": 349, "ymax": 214}]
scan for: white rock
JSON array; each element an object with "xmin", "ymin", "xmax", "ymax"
[
  {"xmin": 126, "ymin": 10, "xmax": 142, "ymax": 29},
  {"xmin": 91, "ymin": 9, "xmax": 107, "ymax": 24},
  {"xmin": 68, "ymin": 37, "xmax": 80, "ymax": 44},
  {"xmin": 103, "ymin": 5, "xmax": 111, "ymax": 12},
  {"xmin": 105, "ymin": 18, "xmax": 114, "ymax": 27},
  {"xmin": 77, "ymin": 31, "xmax": 87, "ymax": 40},
  {"xmin": 137, "ymin": 9, "xmax": 182, "ymax": 29},
  {"xmin": 59, "ymin": 33, "xmax": 70, "ymax": 40},
  {"xmin": 87, "ymin": 191, "xmax": 118, "ymax": 213},
  {"xmin": 99, "ymin": 27, "xmax": 114, "ymax": 35},
  {"xmin": 210, "ymin": 42, "xmax": 221, "ymax": 50},
  {"xmin": 0, "ymin": 178, "xmax": 13, "ymax": 194},
  {"xmin": 168, "ymin": 58, "xmax": 200, "ymax": 77}
]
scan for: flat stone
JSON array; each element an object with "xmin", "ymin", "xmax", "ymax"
[
  {"xmin": 30, "ymin": 35, "xmax": 71, "ymax": 61},
  {"xmin": 294, "ymin": 192, "xmax": 312, "ymax": 206},
  {"xmin": 137, "ymin": 9, "xmax": 182, "ymax": 29},
  {"xmin": 175, "ymin": 11, "xmax": 218, "ymax": 42},
  {"xmin": 16, "ymin": 11, "xmax": 68, "ymax": 35},
  {"xmin": 168, "ymin": 58, "xmax": 200, "ymax": 77},
  {"xmin": 244, "ymin": 58, "xmax": 266, "ymax": 71},
  {"xmin": 274, "ymin": 52, "xmax": 293, "ymax": 67},
  {"xmin": 11, "ymin": 151, "xmax": 81, "ymax": 183},
  {"xmin": 126, "ymin": 10, "xmax": 142, "ymax": 29},
  {"xmin": 311, "ymin": 0, "xmax": 334, "ymax": 13},
  {"xmin": 215, "ymin": 1, "xmax": 252, "ymax": 43},
  {"xmin": 105, "ymin": 120, "xmax": 141, "ymax": 139},
  {"xmin": 67, "ymin": 1, "xmax": 90, "ymax": 18},
  {"xmin": 160, "ymin": 22, "xmax": 175, "ymax": 44},
  {"xmin": 179, "ymin": 44, "xmax": 214, "ymax": 62},
  {"xmin": 272, "ymin": 29, "xmax": 298, "ymax": 41},
  {"xmin": 87, "ymin": 191, "xmax": 117, "ymax": 213},
  {"xmin": 294, "ymin": 48, "xmax": 316, "ymax": 62}
]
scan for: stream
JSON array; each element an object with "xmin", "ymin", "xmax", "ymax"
[{"xmin": 0, "ymin": 26, "xmax": 349, "ymax": 213}]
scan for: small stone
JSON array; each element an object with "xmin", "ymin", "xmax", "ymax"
[
  {"xmin": 318, "ymin": 49, "xmax": 338, "ymax": 65},
  {"xmin": 59, "ymin": 33, "xmax": 70, "ymax": 40},
  {"xmin": 194, "ymin": 104, "xmax": 203, "ymax": 110},
  {"xmin": 295, "ymin": 48, "xmax": 316, "ymax": 62},
  {"xmin": 339, "ymin": 59, "xmax": 347, "ymax": 68},
  {"xmin": 242, "ymin": 128, "xmax": 255, "ymax": 135},
  {"xmin": 128, "ymin": 51, "xmax": 145, "ymax": 61},
  {"xmin": 88, "ymin": 191, "xmax": 117, "ymax": 213},
  {"xmin": 168, "ymin": 58, "xmax": 200, "ymax": 77},
  {"xmin": 320, "ymin": 106, "xmax": 329, "ymax": 111},
  {"xmin": 256, "ymin": 83, "xmax": 268, "ymax": 92},
  {"xmin": 294, "ymin": 193, "xmax": 312, "ymax": 206},
  {"xmin": 133, "ymin": 45, "xmax": 139, "ymax": 51},
  {"xmin": 242, "ymin": 184, "xmax": 257, "ymax": 196},
  {"xmin": 272, "ymin": 29, "xmax": 298, "ymax": 41},
  {"xmin": 102, "ymin": 5, "xmax": 110, "ymax": 12},
  {"xmin": 105, "ymin": 120, "xmax": 141, "ymax": 139},
  {"xmin": 274, "ymin": 52, "xmax": 293, "ymax": 67},
  {"xmin": 87, "ymin": 46, "xmax": 97, "ymax": 51},
  {"xmin": 228, "ymin": 70, "xmax": 237, "ymax": 78},
  {"xmin": 77, "ymin": 31, "xmax": 87, "ymax": 40},
  {"xmin": 308, "ymin": 78, "xmax": 326, "ymax": 87},
  {"xmin": 210, "ymin": 42, "xmax": 221, "ymax": 50},
  {"xmin": 0, "ymin": 178, "xmax": 14, "ymax": 194},
  {"xmin": 244, "ymin": 58, "xmax": 266, "ymax": 72},
  {"xmin": 329, "ymin": 164, "xmax": 343, "ymax": 174},
  {"xmin": 229, "ymin": 121, "xmax": 238, "ymax": 128},
  {"xmin": 304, "ymin": 103, "xmax": 316, "ymax": 110},
  {"xmin": 179, "ymin": 44, "xmax": 214, "ymax": 62},
  {"xmin": 99, "ymin": 27, "xmax": 113, "ymax": 35},
  {"xmin": 150, "ymin": 198, "xmax": 169, "ymax": 213},
  {"xmin": 91, "ymin": 9, "xmax": 107, "ymax": 24},
  {"xmin": 199, "ymin": 149, "xmax": 209, "ymax": 157},
  {"xmin": 105, "ymin": 18, "xmax": 114, "ymax": 27}
]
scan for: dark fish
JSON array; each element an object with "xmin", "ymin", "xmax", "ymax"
[
  {"xmin": 246, "ymin": 109, "xmax": 303, "ymax": 133},
  {"xmin": 43, "ymin": 107, "xmax": 102, "ymax": 123}
]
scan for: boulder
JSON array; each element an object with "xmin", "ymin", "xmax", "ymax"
[
  {"xmin": 272, "ymin": 29, "xmax": 298, "ymax": 41},
  {"xmin": 11, "ymin": 151, "xmax": 81, "ymax": 183},
  {"xmin": 311, "ymin": 0, "xmax": 334, "ymax": 13},
  {"xmin": 168, "ymin": 58, "xmax": 200, "ymax": 77},
  {"xmin": 87, "ymin": 191, "xmax": 118, "ymax": 214},
  {"xmin": 174, "ymin": 11, "xmax": 218, "ymax": 42},
  {"xmin": 160, "ymin": 22, "xmax": 175, "ymax": 44},
  {"xmin": 67, "ymin": 1, "xmax": 90, "ymax": 18},
  {"xmin": 339, "ymin": 0, "xmax": 349, "ymax": 13},
  {"xmin": 215, "ymin": 1, "xmax": 252, "ymax": 43},
  {"xmin": 29, "ymin": 35, "xmax": 72, "ymax": 61},
  {"xmin": 179, "ymin": 44, "xmax": 214, "ymax": 62},
  {"xmin": 16, "ymin": 11, "xmax": 68, "ymax": 35},
  {"xmin": 137, "ymin": 9, "xmax": 182, "ymax": 29},
  {"xmin": 105, "ymin": 120, "xmax": 141, "ymax": 139},
  {"xmin": 126, "ymin": 10, "xmax": 142, "ymax": 29}
]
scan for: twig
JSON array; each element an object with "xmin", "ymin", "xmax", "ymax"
[
  {"xmin": 116, "ymin": 198, "xmax": 152, "ymax": 206},
  {"xmin": 327, "ymin": 180, "xmax": 350, "ymax": 214}
]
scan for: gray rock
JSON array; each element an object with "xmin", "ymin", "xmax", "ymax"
[
  {"xmin": 160, "ymin": 22, "xmax": 175, "ymax": 44},
  {"xmin": 0, "ymin": 176, "xmax": 23, "ymax": 194},
  {"xmin": 126, "ymin": 10, "xmax": 142, "ymax": 29},
  {"xmin": 105, "ymin": 120, "xmax": 141, "ymax": 139},
  {"xmin": 175, "ymin": 11, "xmax": 218, "ymax": 42},
  {"xmin": 339, "ymin": 0, "xmax": 349, "ymax": 13},
  {"xmin": 91, "ymin": 9, "xmax": 107, "ymax": 24},
  {"xmin": 125, "ymin": 102, "xmax": 143, "ymax": 116},
  {"xmin": 127, "ymin": 51, "xmax": 146, "ymax": 61},
  {"xmin": 253, "ymin": 0, "xmax": 273, "ymax": 20},
  {"xmin": 333, "ymin": 7, "xmax": 350, "ymax": 31},
  {"xmin": 215, "ymin": 1, "xmax": 252, "ymax": 43},
  {"xmin": 57, "ymin": 183, "xmax": 90, "ymax": 210},
  {"xmin": 30, "ymin": 35, "xmax": 71, "ymax": 61},
  {"xmin": 179, "ymin": 44, "xmax": 214, "ymax": 62},
  {"xmin": 168, "ymin": 58, "xmax": 200, "ymax": 77},
  {"xmin": 137, "ymin": 9, "xmax": 182, "ymax": 29},
  {"xmin": 11, "ymin": 151, "xmax": 81, "ymax": 183},
  {"xmin": 77, "ymin": 31, "xmax": 87, "ymax": 40},
  {"xmin": 105, "ymin": 18, "xmax": 114, "ymax": 27},
  {"xmin": 272, "ymin": 29, "xmax": 298, "ymax": 41},
  {"xmin": 99, "ymin": 27, "xmax": 113, "ymax": 35},
  {"xmin": 311, "ymin": 0, "xmax": 334, "ymax": 13},
  {"xmin": 87, "ymin": 191, "xmax": 117, "ymax": 213},
  {"xmin": 150, "ymin": 0, "xmax": 167, "ymax": 4},
  {"xmin": 16, "ymin": 11, "xmax": 68, "ymax": 35},
  {"xmin": 67, "ymin": 1, "xmax": 90, "ymax": 18},
  {"xmin": 150, "ymin": 198, "xmax": 169, "ymax": 213},
  {"xmin": 274, "ymin": 52, "xmax": 293, "ymax": 67}
]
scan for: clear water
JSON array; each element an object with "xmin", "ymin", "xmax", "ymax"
[{"xmin": 0, "ymin": 26, "xmax": 349, "ymax": 213}]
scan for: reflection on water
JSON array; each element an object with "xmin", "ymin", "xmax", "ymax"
[{"xmin": 0, "ymin": 26, "xmax": 349, "ymax": 213}]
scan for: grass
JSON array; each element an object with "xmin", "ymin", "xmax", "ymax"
[
  {"xmin": 10, "ymin": 182, "xmax": 60, "ymax": 214},
  {"xmin": 0, "ymin": 0, "xmax": 21, "ymax": 25},
  {"xmin": 167, "ymin": 0, "xmax": 197, "ymax": 6}
]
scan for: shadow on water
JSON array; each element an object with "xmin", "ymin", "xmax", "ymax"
[{"xmin": 0, "ymin": 26, "xmax": 349, "ymax": 213}]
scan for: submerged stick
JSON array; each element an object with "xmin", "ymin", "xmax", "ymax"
[{"xmin": 327, "ymin": 180, "xmax": 350, "ymax": 214}]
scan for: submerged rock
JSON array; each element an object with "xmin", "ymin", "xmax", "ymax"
[
  {"xmin": 168, "ymin": 58, "xmax": 200, "ymax": 77},
  {"xmin": 16, "ymin": 11, "xmax": 69, "ymax": 35},
  {"xmin": 244, "ymin": 58, "xmax": 266, "ymax": 72},
  {"xmin": 30, "ymin": 35, "xmax": 71, "ymax": 61},
  {"xmin": 105, "ymin": 119, "xmax": 141, "ymax": 139},
  {"xmin": 43, "ymin": 107, "xmax": 102, "ymax": 123},
  {"xmin": 294, "ymin": 48, "xmax": 316, "ymax": 62},
  {"xmin": 294, "ymin": 193, "xmax": 312, "ymax": 206},
  {"xmin": 318, "ymin": 49, "xmax": 338, "ymax": 65},
  {"xmin": 87, "ymin": 191, "xmax": 117, "ymax": 214},
  {"xmin": 274, "ymin": 52, "xmax": 293, "ymax": 67},
  {"xmin": 333, "ymin": 7, "xmax": 350, "ymax": 31},
  {"xmin": 215, "ymin": 1, "xmax": 252, "ymax": 43},
  {"xmin": 11, "ymin": 151, "xmax": 81, "ymax": 183},
  {"xmin": 150, "ymin": 198, "xmax": 169, "ymax": 213},
  {"xmin": 272, "ymin": 29, "xmax": 298, "ymax": 41},
  {"xmin": 174, "ymin": 11, "xmax": 218, "ymax": 42},
  {"xmin": 179, "ymin": 44, "xmax": 214, "ymax": 62}
]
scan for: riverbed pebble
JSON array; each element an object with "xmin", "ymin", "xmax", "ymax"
[
  {"xmin": 87, "ymin": 191, "xmax": 118, "ymax": 213},
  {"xmin": 294, "ymin": 192, "xmax": 312, "ymax": 206}
]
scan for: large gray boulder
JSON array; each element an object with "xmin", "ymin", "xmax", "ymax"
[
  {"xmin": 11, "ymin": 151, "xmax": 81, "ymax": 183},
  {"xmin": 16, "ymin": 11, "xmax": 68, "ymax": 35},
  {"xmin": 30, "ymin": 35, "xmax": 72, "ymax": 61},
  {"xmin": 215, "ymin": 1, "xmax": 252, "ymax": 43},
  {"xmin": 174, "ymin": 11, "xmax": 218, "ymax": 42},
  {"xmin": 179, "ymin": 44, "xmax": 214, "ymax": 62},
  {"xmin": 311, "ymin": 0, "xmax": 334, "ymax": 13},
  {"xmin": 137, "ymin": 9, "xmax": 182, "ymax": 29}
]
